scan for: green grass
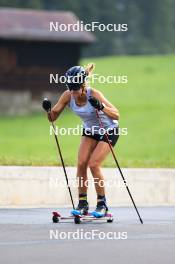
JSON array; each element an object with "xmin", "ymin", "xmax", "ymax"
[{"xmin": 0, "ymin": 54, "xmax": 175, "ymax": 167}]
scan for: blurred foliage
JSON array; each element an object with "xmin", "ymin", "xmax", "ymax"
[{"xmin": 0, "ymin": 0, "xmax": 175, "ymax": 56}]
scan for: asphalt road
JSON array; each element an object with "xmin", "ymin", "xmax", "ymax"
[{"xmin": 0, "ymin": 207, "xmax": 175, "ymax": 264}]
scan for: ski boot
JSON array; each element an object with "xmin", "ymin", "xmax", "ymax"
[{"xmin": 92, "ymin": 200, "xmax": 108, "ymax": 218}]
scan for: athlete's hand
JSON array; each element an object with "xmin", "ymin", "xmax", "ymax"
[
  {"xmin": 42, "ymin": 98, "xmax": 55, "ymax": 122},
  {"xmin": 47, "ymin": 111, "xmax": 56, "ymax": 122},
  {"xmin": 88, "ymin": 96, "xmax": 104, "ymax": 111}
]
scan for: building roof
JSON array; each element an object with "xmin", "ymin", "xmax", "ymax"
[{"xmin": 0, "ymin": 8, "xmax": 95, "ymax": 43}]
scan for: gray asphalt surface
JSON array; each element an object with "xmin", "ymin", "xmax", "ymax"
[{"xmin": 0, "ymin": 207, "xmax": 175, "ymax": 264}]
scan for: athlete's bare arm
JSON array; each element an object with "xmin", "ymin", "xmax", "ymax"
[
  {"xmin": 48, "ymin": 90, "xmax": 71, "ymax": 122},
  {"xmin": 92, "ymin": 89, "xmax": 120, "ymax": 120}
]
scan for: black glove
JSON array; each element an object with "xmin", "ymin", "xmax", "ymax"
[
  {"xmin": 88, "ymin": 96, "xmax": 104, "ymax": 111},
  {"xmin": 42, "ymin": 98, "xmax": 51, "ymax": 112}
]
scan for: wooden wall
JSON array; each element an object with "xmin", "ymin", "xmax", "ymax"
[{"xmin": 0, "ymin": 40, "xmax": 81, "ymax": 99}]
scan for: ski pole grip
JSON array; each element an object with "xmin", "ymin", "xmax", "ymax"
[{"xmin": 42, "ymin": 98, "xmax": 51, "ymax": 112}]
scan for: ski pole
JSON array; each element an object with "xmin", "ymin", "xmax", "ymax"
[
  {"xmin": 95, "ymin": 109, "xmax": 143, "ymax": 224},
  {"xmin": 42, "ymin": 98, "xmax": 75, "ymax": 209}
]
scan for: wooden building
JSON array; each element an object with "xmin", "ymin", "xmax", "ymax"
[{"xmin": 0, "ymin": 8, "xmax": 95, "ymax": 114}]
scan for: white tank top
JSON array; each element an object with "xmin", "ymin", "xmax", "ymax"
[{"xmin": 68, "ymin": 87, "xmax": 118, "ymax": 132}]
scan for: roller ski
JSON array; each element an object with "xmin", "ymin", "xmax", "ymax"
[
  {"xmin": 52, "ymin": 210, "xmax": 114, "ymax": 224},
  {"xmin": 52, "ymin": 195, "xmax": 114, "ymax": 224},
  {"xmin": 52, "ymin": 201, "xmax": 88, "ymax": 224},
  {"xmin": 52, "ymin": 199, "xmax": 113, "ymax": 224}
]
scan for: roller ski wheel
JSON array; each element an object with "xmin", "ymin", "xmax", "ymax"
[
  {"xmin": 52, "ymin": 215, "xmax": 59, "ymax": 223},
  {"xmin": 107, "ymin": 218, "xmax": 113, "ymax": 223},
  {"xmin": 52, "ymin": 212, "xmax": 60, "ymax": 223},
  {"xmin": 74, "ymin": 216, "xmax": 81, "ymax": 224}
]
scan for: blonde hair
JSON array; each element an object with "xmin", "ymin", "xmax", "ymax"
[
  {"xmin": 84, "ymin": 63, "xmax": 95, "ymax": 76},
  {"xmin": 80, "ymin": 63, "xmax": 95, "ymax": 92}
]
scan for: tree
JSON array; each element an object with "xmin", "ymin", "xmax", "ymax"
[{"xmin": 0, "ymin": 0, "xmax": 175, "ymax": 55}]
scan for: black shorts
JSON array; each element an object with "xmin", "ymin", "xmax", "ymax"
[{"xmin": 82, "ymin": 126, "xmax": 119, "ymax": 147}]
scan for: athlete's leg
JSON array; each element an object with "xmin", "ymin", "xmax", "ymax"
[
  {"xmin": 88, "ymin": 141, "xmax": 111, "ymax": 196},
  {"xmin": 77, "ymin": 136, "xmax": 97, "ymax": 194},
  {"xmin": 72, "ymin": 136, "xmax": 98, "ymax": 215}
]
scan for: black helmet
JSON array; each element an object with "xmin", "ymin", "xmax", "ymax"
[{"xmin": 65, "ymin": 66, "xmax": 87, "ymax": 90}]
